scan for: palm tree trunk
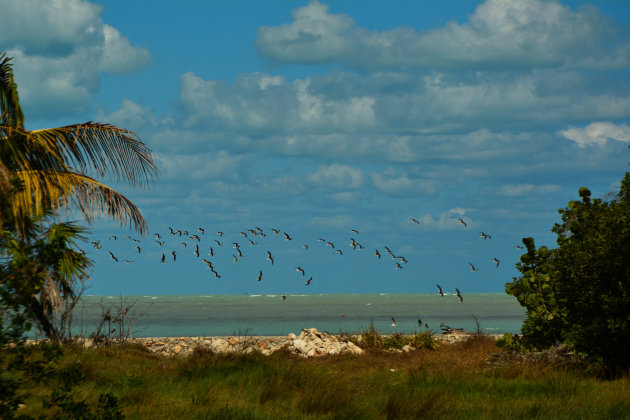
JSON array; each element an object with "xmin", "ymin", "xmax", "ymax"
[{"xmin": 28, "ymin": 296, "xmax": 59, "ymax": 342}]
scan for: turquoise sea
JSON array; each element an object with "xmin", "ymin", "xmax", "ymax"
[{"xmin": 60, "ymin": 293, "xmax": 525, "ymax": 338}]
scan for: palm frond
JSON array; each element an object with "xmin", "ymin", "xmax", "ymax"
[
  {"xmin": 8, "ymin": 169, "xmax": 149, "ymax": 234},
  {"xmin": 29, "ymin": 123, "xmax": 158, "ymax": 186},
  {"xmin": 0, "ymin": 52, "xmax": 25, "ymax": 128}
]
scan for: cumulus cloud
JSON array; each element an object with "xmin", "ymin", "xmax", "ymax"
[
  {"xmin": 156, "ymin": 151, "xmax": 243, "ymax": 181},
  {"xmin": 419, "ymin": 208, "xmax": 476, "ymax": 231},
  {"xmin": 96, "ymin": 99, "xmax": 166, "ymax": 132},
  {"xmin": 307, "ymin": 163, "xmax": 364, "ymax": 190},
  {"xmin": 171, "ymin": 68, "xmax": 630, "ymax": 162},
  {"xmin": 558, "ymin": 122, "xmax": 630, "ymax": 147},
  {"xmin": 256, "ymin": 0, "xmax": 630, "ymax": 71},
  {"xmin": 178, "ymin": 72, "xmax": 377, "ymax": 134},
  {"xmin": 371, "ymin": 170, "xmax": 435, "ymax": 196},
  {"xmin": 0, "ymin": 0, "xmax": 151, "ymax": 119}
]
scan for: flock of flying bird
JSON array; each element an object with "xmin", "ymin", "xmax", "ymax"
[{"xmin": 90, "ymin": 215, "xmax": 507, "ymax": 307}]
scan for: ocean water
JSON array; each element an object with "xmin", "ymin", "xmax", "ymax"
[{"xmin": 58, "ymin": 293, "xmax": 525, "ymax": 338}]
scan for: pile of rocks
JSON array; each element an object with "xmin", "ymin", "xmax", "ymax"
[
  {"xmin": 131, "ymin": 328, "xmax": 364, "ymax": 358},
  {"xmin": 284, "ymin": 328, "xmax": 363, "ymax": 357}
]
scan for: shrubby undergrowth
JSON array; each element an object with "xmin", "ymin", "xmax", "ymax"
[{"xmin": 505, "ymin": 155, "xmax": 630, "ymax": 376}]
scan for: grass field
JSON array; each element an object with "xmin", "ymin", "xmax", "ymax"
[{"xmin": 9, "ymin": 334, "xmax": 630, "ymax": 419}]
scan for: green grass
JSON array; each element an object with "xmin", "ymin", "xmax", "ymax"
[{"xmin": 7, "ymin": 336, "xmax": 630, "ymax": 419}]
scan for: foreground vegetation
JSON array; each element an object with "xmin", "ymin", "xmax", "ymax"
[{"xmin": 6, "ymin": 335, "xmax": 629, "ymax": 419}]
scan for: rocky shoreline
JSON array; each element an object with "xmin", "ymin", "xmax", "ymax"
[{"xmin": 65, "ymin": 328, "xmax": 503, "ymax": 358}]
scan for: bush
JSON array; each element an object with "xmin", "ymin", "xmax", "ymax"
[{"xmin": 506, "ymin": 165, "xmax": 630, "ymax": 376}]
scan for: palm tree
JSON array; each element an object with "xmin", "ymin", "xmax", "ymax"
[
  {"xmin": 1, "ymin": 213, "xmax": 93, "ymax": 341},
  {"xmin": 0, "ymin": 52, "xmax": 158, "ymax": 236},
  {"xmin": 0, "ymin": 52, "xmax": 158, "ymax": 340}
]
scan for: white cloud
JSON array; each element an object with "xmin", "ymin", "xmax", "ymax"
[
  {"xmin": 308, "ymin": 163, "xmax": 364, "ymax": 190},
  {"xmin": 170, "ymin": 68, "xmax": 630, "ymax": 162},
  {"xmin": 371, "ymin": 170, "xmax": 435, "ymax": 196},
  {"xmin": 419, "ymin": 208, "xmax": 476, "ymax": 231},
  {"xmin": 497, "ymin": 184, "xmax": 562, "ymax": 196},
  {"xmin": 155, "ymin": 151, "xmax": 243, "ymax": 181},
  {"xmin": 1, "ymin": 0, "xmax": 151, "ymax": 119},
  {"xmin": 256, "ymin": 0, "xmax": 630, "ymax": 71},
  {"xmin": 558, "ymin": 122, "xmax": 630, "ymax": 147},
  {"xmin": 96, "ymin": 99, "xmax": 164, "ymax": 131},
  {"xmin": 256, "ymin": 0, "xmax": 354, "ymax": 64}
]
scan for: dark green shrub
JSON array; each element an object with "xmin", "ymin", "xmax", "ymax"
[{"xmin": 506, "ymin": 165, "xmax": 630, "ymax": 376}]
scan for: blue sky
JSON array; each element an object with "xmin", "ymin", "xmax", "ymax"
[{"xmin": 2, "ymin": 0, "xmax": 630, "ymax": 295}]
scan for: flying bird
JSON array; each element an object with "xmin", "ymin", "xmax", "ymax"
[
  {"xmin": 335, "ymin": 249, "xmax": 343, "ymax": 255},
  {"xmin": 161, "ymin": 253, "xmax": 166, "ymax": 263},
  {"xmin": 410, "ymin": 217, "xmax": 420, "ymax": 224},
  {"xmin": 350, "ymin": 229, "xmax": 359, "ymax": 234},
  {"xmin": 456, "ymin": 288, "xmax": 463, "ymax": 302},
  {"xmin": 198, "ymin": 228, "xmax": 205, "ymax": 235},
  {"xmin": 296, "ymin": 266, "xmax": 305, "ymax": 276},
  {"xmin": 418, "ymin": 319, "xmax": 429, "ymax": 328},
  {"xmin": 214, "ymin": 240, "xmax": 222, "ymax": 246},
  {"xmin": 374, "ymin": 249, "xmax": 381, "ymax": 259},
  {"xmin": 436, "ymin": 284, "xmax": 444, "ymax": 297},
  {"xmin": 216, "ymin": 231, "xmax": 223, "ymax": 237},
  {"xmin": 257, "ymin": 270, "xmax": 263, "ymax": 282},
  {"xmin": 284, "ymin": 232, "xmax": 292, "ymax": 241},
  {"xmin": 109, "ymin": 252, "xmax": 118, "ymax": 262},
  {"xmin": 468, "ymin": 263, "xmax": 479, "ymax": 272},
  {"xmin": 194, "ymin": 245, "xmax": 200, "ymax": 257},
  {"xmin": 109, "ymin": 235, "xmax": 117, "ymax": 240},
  {"xmin": 266, "ymin": 251, "xmax": 274, "ymax": 265},
  {"xmin": 391, "ymin": 317, "xmax": 397, "ymax": 327},
  {"xmin": 457, "ymin": 218, "xmax": 467, "ymax": 227},
  {"xmin": 272, "ymin": 229, "xmax": 280, "ymax": 235},
  {"xmin": 208, "ymin": 247, "xmax": 214, "ymax": 256},
  {"xmin": 136, "ymin": 246, "xmax": 141, "ymax": 254},
  {"xmin": 170, "ymin": 251, "xmax": 177, "ymax": 262},
  {"xmin": 306, "ymin": 277, "xmax": 312, "ymax": 285},
  {"xmin": 492, "ymin": 257, "xmax": 500, "ymax": 267},
  {"xmin": 480, "ymin": 232, "xmax": 492, "ymax": 240}
]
